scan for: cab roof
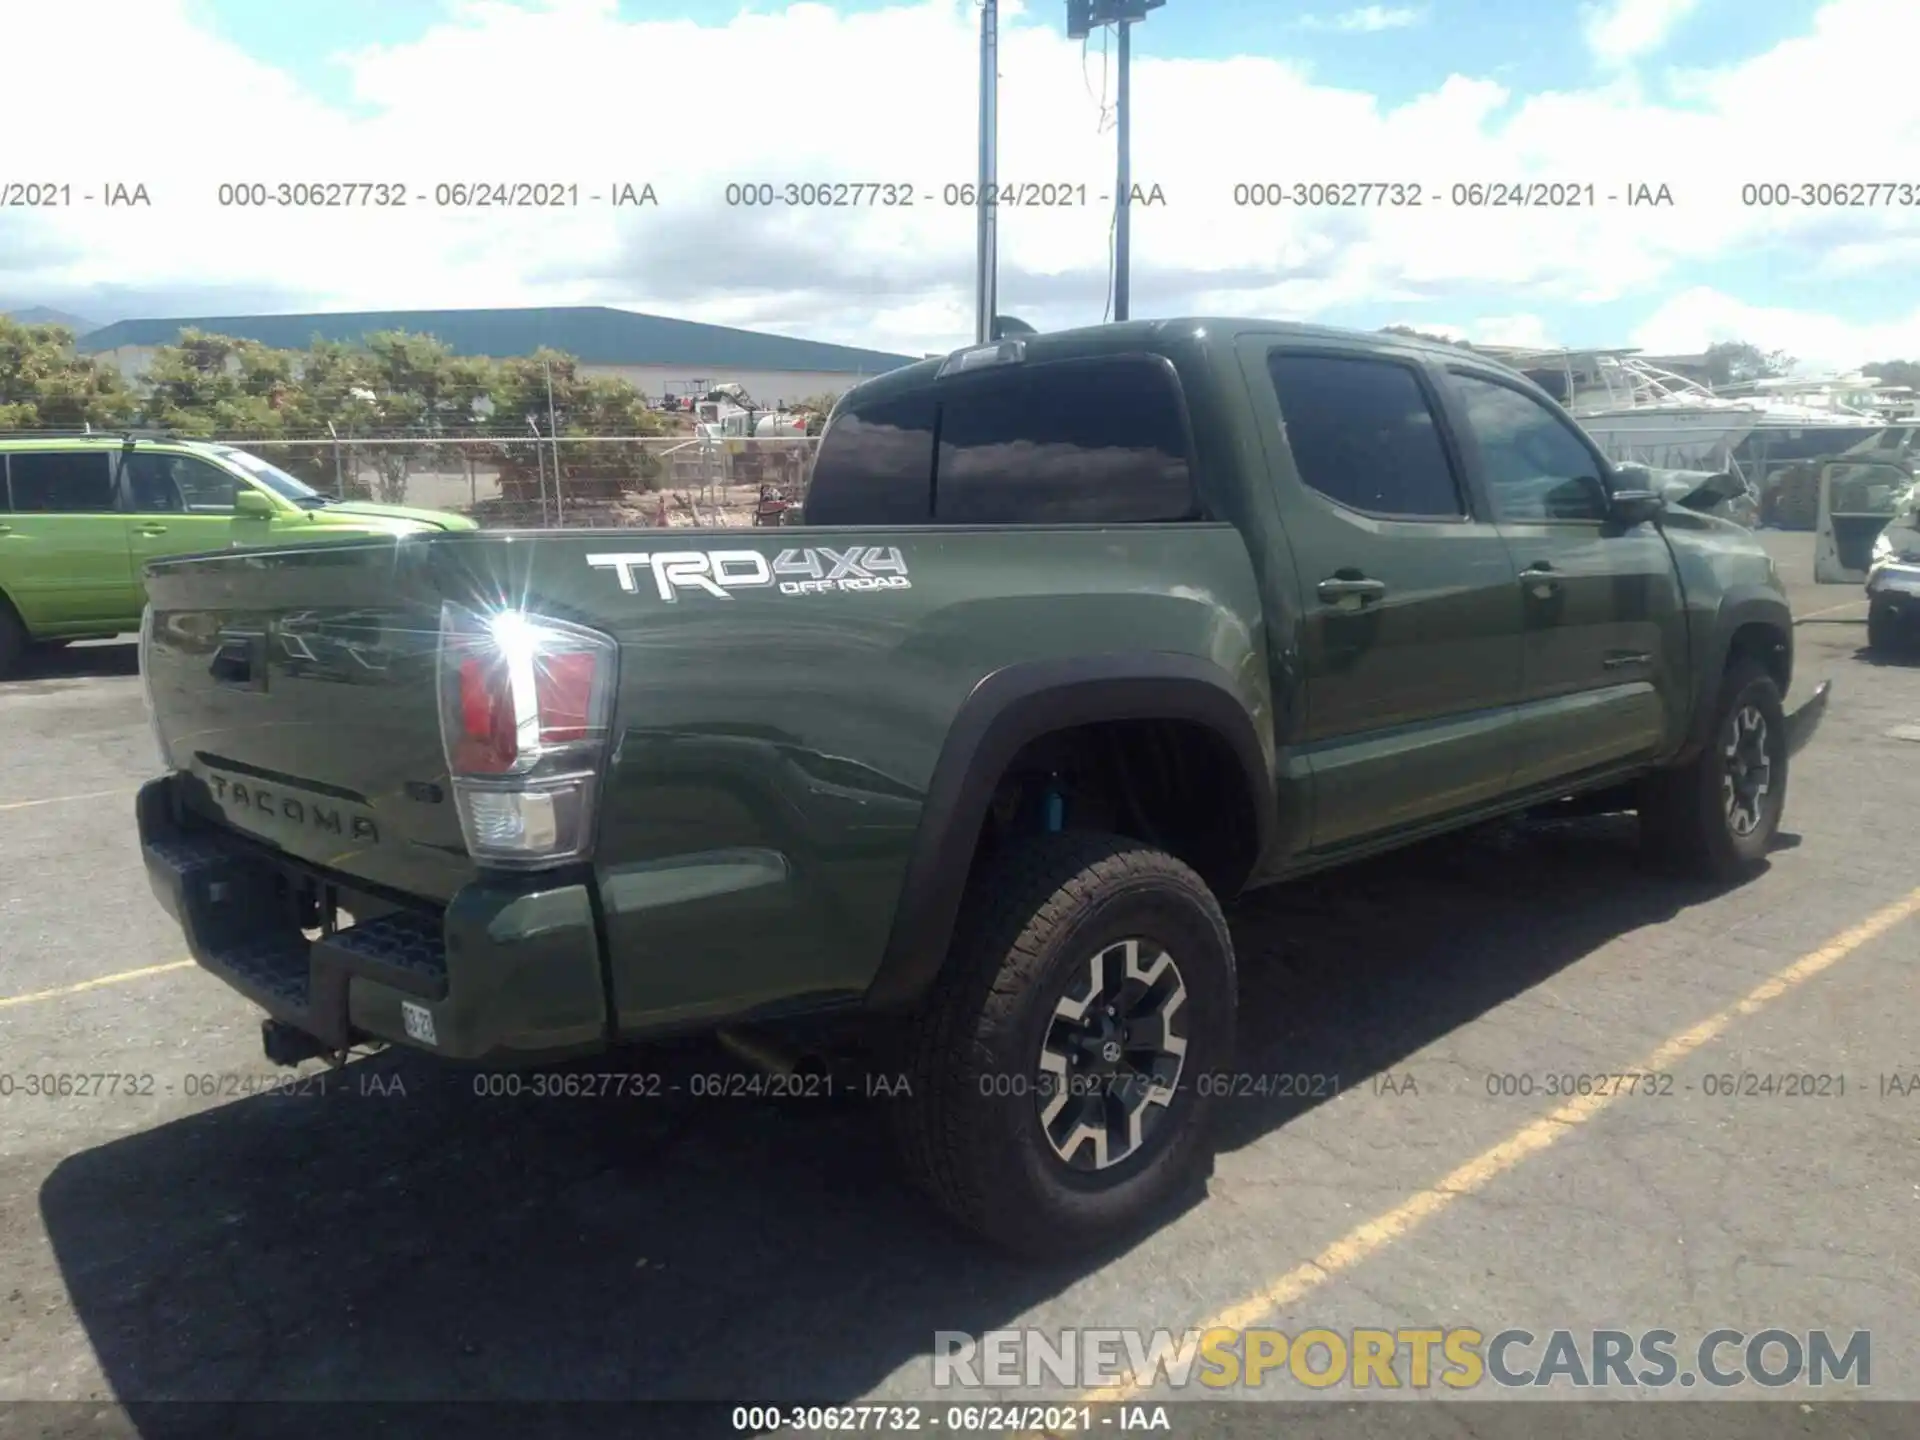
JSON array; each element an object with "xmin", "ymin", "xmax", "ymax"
[{"xmin": 836, "ymin": 317, "xmax": 1494, "ymax": 408}]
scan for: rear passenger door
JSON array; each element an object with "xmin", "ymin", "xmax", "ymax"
[
  {"xmin": 0, "ymin": 449, "xmax": 138, "ymax": 634},
  {"xmin": 1244, "ymin": 340, "xmax": 1524, "ymax": 851},
  {"xmin": 1439, "ymin": 368, "xmax": 1685, "ymax": 791}
]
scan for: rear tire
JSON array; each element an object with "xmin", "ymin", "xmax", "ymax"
[
  {"xmin": 893, "ymin": 831, "xmax": 1236, "ymax": 1259},
  {"xmin": 1639, "ymin": 660, "xmax": 1787, "ymax": 882},
  {"xmin": 1867, "ymin": 599, "xmax": 1901, "ymax": 655},
  {"xmin": 0, "ymin": 601, "xmax": 26, "ymax": 679}
]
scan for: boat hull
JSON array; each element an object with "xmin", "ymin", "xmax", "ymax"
[
  {"xmin": 1575, "ymin": 408, "xmax": 1760, "ymax": 470},
  {"xmin": 1734, "ymin": 423, "xmax": 1911, "ymax": 464}
]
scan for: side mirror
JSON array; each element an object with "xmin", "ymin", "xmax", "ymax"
[
  {"xmin": 1607, "ymin": 489, "xmax": 1666, "ymax": 527},
  {"xmin": 234, "ymin": 488, "xmax": 277, "ymax": 518}
]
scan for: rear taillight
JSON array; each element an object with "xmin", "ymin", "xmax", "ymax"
[{"xmin": 436, "ymin": 604, "xmax": 619, "ymax": 868}]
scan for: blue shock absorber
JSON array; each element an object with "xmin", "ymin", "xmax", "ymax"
[{"xmin": 1044, "ymin": 782, "xmax": 1065, "ymax": 833}]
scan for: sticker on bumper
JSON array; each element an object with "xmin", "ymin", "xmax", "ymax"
[{"xmin": 401, "ymin": 1000, "xmax": 438, "ymax": 1046}]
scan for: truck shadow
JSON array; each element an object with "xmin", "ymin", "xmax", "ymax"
[
  {"xmin": 6, "ymin": 640, "xmax": 139, "ymax": 682},
  {"xmin": 38, "ymin": 811, "xmax": 1762, "ymax": 1417},
  {"xmin": 1213, "ymin": 812, "xmax": 1746, "ymax": 1150},
  {"xmin": 1852, "ymin": 644, "xmax": 1920, "ymax": 667}
]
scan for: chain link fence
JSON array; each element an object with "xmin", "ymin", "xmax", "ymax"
[{"xmin": 228, "ymin": 434, "xmax": 822, "ymax": 528}]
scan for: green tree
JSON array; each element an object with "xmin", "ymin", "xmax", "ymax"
[
  {"xmin": 1702, "ymin": 341, "xmax": 1795, "ymax": 387},
  {"xmin": 0, "ymin": 317, "xmax": 137, "ymax": 429},
  {"xmin": 1380, "ymin": 325, "xmax": 1473, "ymax": 348},
  {"xmin": 269, "ymin": 331, "xmax": 495, "ymax": 501},
  {"xmin": 487, "ymin": 350, "xmax": 666, "ymax": 502},
  {"xmin": 139, "ymin": 330, "xmax": 293, "ymax": 435},
  {"xmin": 355, "ymin": 330, "xmax": 493, "ymax": 434},
  {"xmin": 1863, "ymin": 360, "xmax": 1920, "ymax": 391},
  {"xmin": 277, "ymin": 339, "xmax": 379, "ymax": 434}
]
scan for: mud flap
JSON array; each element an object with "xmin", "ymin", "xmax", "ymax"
[{"xmin": 1784, "ymin": 679, "xmax": 1831, "ymax": 758}]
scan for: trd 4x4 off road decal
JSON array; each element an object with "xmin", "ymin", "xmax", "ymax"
[{"xmin": 586, "ymin": 546, "xmax": 911, "ymax": 601}]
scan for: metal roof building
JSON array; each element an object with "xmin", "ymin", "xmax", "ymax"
[{"xmin": 79, "ymin": 305, "xmax": 919, "ymax": 402}]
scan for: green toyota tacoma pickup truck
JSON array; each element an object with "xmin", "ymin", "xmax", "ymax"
[
  {"xmin": 0, "ymin": 433, "xmax": 474, "ymax": 675},
  {"xmin": 135, "ymin": 319, "xmax": 1829, "ymax": 1257}
]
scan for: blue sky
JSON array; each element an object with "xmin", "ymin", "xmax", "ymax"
[
  {"xmin": 192, "ymin": 0, "xmax": 1821, "ymax": 108},
  {"xmin": 10, "ymin": 0, "xmax": 1920, "ymax": 368}
]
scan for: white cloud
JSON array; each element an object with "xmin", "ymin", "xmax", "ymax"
[
  {"xmin": 1380, "ymin": 314, "xmax": 1555, "ymax": 348},
  {"xmin": 1630, "ymin": 289, "xmax": 1920, "ymax": 372},
  {"xmin": 1581, "ymin": 0, "xmax": 1702, "ymax": 65},
  {"xmin": 1463, "ymin": 314, "xmax": 1559, "ymax": 348},
  {"xmin": 1296, "ymin": 6, "xmax": 1426, "ymax": 33},
  {"xmin": 0, "ymin": 0, "xmax": 1915, "ymax": 365}
]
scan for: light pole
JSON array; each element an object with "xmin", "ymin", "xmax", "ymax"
[
  {"xmin": 975, "ymin": 0, "xmax": 999, "ymax": 344},
  {"xmin": 1067, "ymin": 0, "xmax": 1164, "ymax": 323}
]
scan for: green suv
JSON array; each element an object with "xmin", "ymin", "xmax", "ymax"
[{"xmin": 0, "ymin": 433, "xmax": 476, "ymax": 675}]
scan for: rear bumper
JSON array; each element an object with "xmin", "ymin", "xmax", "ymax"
[{"xmin": 137, "ymin": 774, "xmax": 610, "ymax": 1064}]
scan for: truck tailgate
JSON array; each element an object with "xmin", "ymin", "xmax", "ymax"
[{"xmin": 142, "ymin": 538, "xmax": 480, "ymax": 903}]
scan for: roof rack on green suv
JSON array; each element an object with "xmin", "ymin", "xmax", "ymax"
[{"xmin": 0, "ymin": 426, "xmax": 182, "ymax": 440}]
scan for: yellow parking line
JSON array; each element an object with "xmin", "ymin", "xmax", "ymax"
[
  {"xmin": 0, "ymin": 787, "xmax": 134, "ymax": 813},
  {"xmin": 1796, "ymin": 599, "xmax": 1866, "ymax": 621},
  {"xmin": 1078, "ymin": 884, "xmax": 1920, "ymax": 1406},
  {"xmin": 0, "ymin": 958, "xmax": 194, "ymax": 1011}
]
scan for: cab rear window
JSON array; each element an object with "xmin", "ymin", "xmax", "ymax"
[
  {"xmin": 803, "ymin": 393, "xmax": 937, "ymax": 525},
  {"xmin": 802, "ymin": 354, "xmax": 1198, "ymax": 526}
]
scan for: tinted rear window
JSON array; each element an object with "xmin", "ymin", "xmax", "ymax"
[
  {"xmin": 934, "ymin": 356, "xmax": 1195, "ymax": 525},
  {"xmin": 803, "ymin": 393, "xmax": 937, "ymax": 525},
  {"xmin": 6, "ymin": 451, "xmax": 117, "ymax": 512}
]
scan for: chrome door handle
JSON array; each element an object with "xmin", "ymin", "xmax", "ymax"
[
  {"xmin": 1521, "ymin": 562, "xmax": 1560, "ymax": 597},
  {"xmin": 136, "ymin": 524, "xmax": 168, "ymax": 535},
  {"xmin": 0, "ymin": 523, "xmax": 12, "ymax": 534},
  {"xmin": 1317, "ymin": 576, "xmax": 1387, "ymax": 604}
]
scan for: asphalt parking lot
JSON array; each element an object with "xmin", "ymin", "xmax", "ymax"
[{"xmin": 1, "ymin": 530, "xmax": 1916, "ymax": 1437}]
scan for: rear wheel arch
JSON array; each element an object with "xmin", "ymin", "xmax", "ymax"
[{"xmin": 865, "ymin": 654, "xmax": 1275, "ymax": 1012}]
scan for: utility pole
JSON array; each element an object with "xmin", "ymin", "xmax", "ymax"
[
  {"xmin": 527, "ymin": 416, "xmax": 547, "ymax": 526},
  {"xmin": 976, "ymin": 0, "xmax": 999, "ymax": 344},
  {"xmin": 1067, "ymin": 0, "xmax": 1165, "ymax": 325},
  {"xmin": 1114, "ymin": 15, "xmax": 1131, "ymax": 322},
  {"xmin": 544, "ymin": 357, "xmax": 563, "ymax": 525}
]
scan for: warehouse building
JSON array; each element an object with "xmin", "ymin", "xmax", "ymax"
[{"xmin": 78, "ymin": 305, "xmax": 920, "ymax": 407}]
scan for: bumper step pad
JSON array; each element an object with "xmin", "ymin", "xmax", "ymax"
[{"xmin": 141, "ymin": 792, "xmax": 447, "ymax": 1049}]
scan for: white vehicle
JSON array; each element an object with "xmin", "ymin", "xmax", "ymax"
[
  {"xmin": 690, "ymin": 383, "xmax": 816, "ymax": 441},
  {"xmin": 1814, "ymin": 458, "xmax": 1913, "ymax": 585},
  {"xmin": 1812, "ymin": 457, "xmax": 1920, "ymax": 651}
]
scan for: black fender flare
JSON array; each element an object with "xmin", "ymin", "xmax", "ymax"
[
  {"xmin": 1676, "ymin": 590, "xmax": 1793, "ymax": 763},
  {"xmin": 862, "ymin": 652, "xmax": 1275, "ymax": 1012}
]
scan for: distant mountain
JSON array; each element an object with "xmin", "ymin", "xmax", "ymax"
[{"xmin": 5, "ymin": 306, "xmax": 100, "ymax": 335}]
